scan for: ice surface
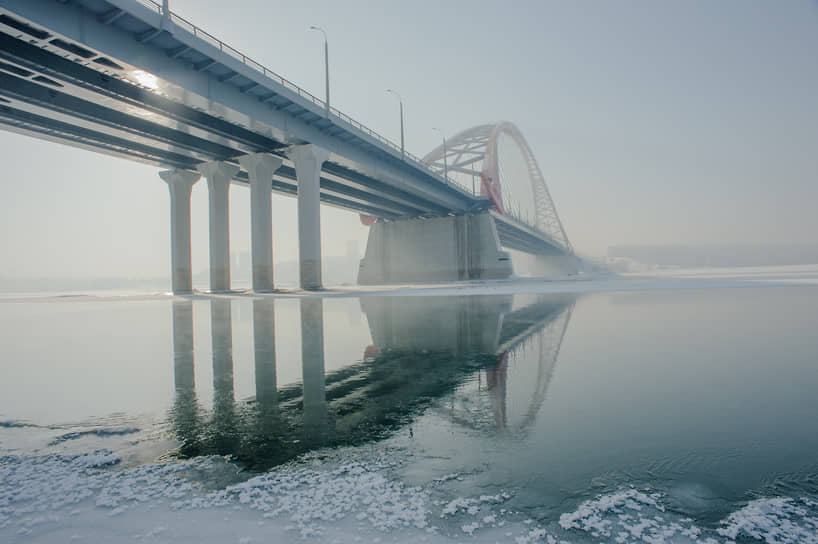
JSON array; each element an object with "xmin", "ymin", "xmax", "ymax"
[
  {"xmin": 3, "ymin": 264, "xmax": 818, "ymax": 304},
  {"xmin": 718, "ymin": 497, "xmax": 818, "ymax": 543},
  {"xmin": 2, "ymin": 446, "xmax": 817, "ymax": 543},
  {"xmin": 2, "ymin": 269, "xmax": 818, "ymax": 542},
  {"xmin": 0, "ymin": 447, "xmax": 543, "ymax": 542}
]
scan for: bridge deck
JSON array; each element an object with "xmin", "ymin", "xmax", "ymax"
[{"xmin": 0, "ymin": 0, "xmax": 568, "ymax": 256}]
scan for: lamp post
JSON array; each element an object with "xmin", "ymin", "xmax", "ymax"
[
  {"xmin": 309, "ymin": 26, "xmax": 329, "ymax": 114},
  {"xmin": 432, "ymin": 127, "xmax": 448, "ymax": 181},
  {"xmin": 385, "ymin": 89, "xmax": 404, "ymax": 159}
]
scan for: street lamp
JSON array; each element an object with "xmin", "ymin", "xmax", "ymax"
[
  {"xmin": 385, "ymin": 89, "xmax": 404, "ymax": 159},
  {"xmin": 432, "ymin": 127, "xmax": 448, "ymax": 182},
  {"xmin": 309, "ymin": 25, "xmax": 329, "ymax": 114}
]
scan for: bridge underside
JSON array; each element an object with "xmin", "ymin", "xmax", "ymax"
[
  {"xmin": 0, "ymin": 1, "xmax": 477, "ymax": 220},
  {"xmin": 0, "ymin": 0, "xmax": 576, "ymax": 291}
]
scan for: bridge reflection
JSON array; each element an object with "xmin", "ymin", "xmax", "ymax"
[{"xmin": 169, "ymin": 293, "xmax": 575, "ymax": 470}]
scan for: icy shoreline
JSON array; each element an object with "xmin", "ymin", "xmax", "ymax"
[
  {"xmin": 2, "ymin": 447, "xmax": 816, "ymax": 543},
  {"xmin": 2, "ymin": 264, "xmax": 818, "ymax": 304}
]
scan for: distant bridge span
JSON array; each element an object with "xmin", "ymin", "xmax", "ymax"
[{"xmin": 0, "ymin": 0, "xmax": 576, "ymax": 291}]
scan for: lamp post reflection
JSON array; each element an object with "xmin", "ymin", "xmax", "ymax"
[{"xmin": 300, "ymin": 298, "xmax": 331, "ymax": 447}]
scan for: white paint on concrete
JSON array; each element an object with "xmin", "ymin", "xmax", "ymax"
[
  {"xmin": 196, "ymin": 160, "xmax": 240, "ymax": 292},
  {"xmin": 238, "ymin": 153, "xmax": 283, "ymax": 292},
  {"xmin": 288, "ymin": 145, "xmax": 330, "ymax": 290},
  {"xmin": 159, "ymin": 168, "xmax": 201, "ymax": 293}
]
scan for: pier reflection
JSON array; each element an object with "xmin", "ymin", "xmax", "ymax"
[
  {"xmin": 168, "ymin": 293, "xmax": 575, "ymax": 470},
  {"xmin": 170, "ymin": 300, "xmax": 198, "ymax": 458}
]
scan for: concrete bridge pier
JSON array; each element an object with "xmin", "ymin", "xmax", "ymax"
[
  {"xmin": 197, "ymin": 161, "xmax": 240, "ymax": 292},
  {"xmin": 238, "ymin": 153, "xmax": 283, "ymax": 292},
  {"xmin": 289, "ymin": 145, "xmax": 330, "ymax": 290},
  {"xmin": 358, "ymin": 212, "xmax": 513, "ymax": 284},
  {"xmin": 160, "ymin": 169, "xmax": 201, "ymax": 293}
]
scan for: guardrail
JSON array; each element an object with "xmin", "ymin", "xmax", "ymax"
[
  {"xmin": 134, "ymin": 0, "xmax": 440, "ymax": 169},
  {"xmin": 132, "ymin": 1, "xmax": 564, "ymax": 246},
  {"xmin": 131, "ymin": 1, "xmax": 567, "ymax": 248}
]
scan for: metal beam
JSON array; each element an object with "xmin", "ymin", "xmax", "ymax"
[
  {"xmin": 168, "ymin": 45, "xmax": 191, "ymax": 59},
  {"xmin": 194, "ymin": 58, "xmax": 217, "ymax": 71},
  {"xmin": 98, "ymin": 8, "xmax": 125, "ymax": 26},
  {"xmin": 0, "ymin": 71, "xmax": 242, "ymax": 160},
  {"xmin": 135, "ymin": 28, "xmax": 162, "ymax": 44},
  {"xmin": 0, "ymin": 33, "xmax": 282, "ymax": 151},
  {"xmin": 0, "ymin": 103, "xmax": 199, "ymax": 169}
]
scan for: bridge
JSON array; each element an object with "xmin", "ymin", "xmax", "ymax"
[{"xmin": 0, "ymin": 0, "xmax": 577, "ymax": 292}]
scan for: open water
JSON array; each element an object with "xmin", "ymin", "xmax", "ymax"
[{"xmin": 1, "ymin": 278, "xmax": 817, "ymax": 542}]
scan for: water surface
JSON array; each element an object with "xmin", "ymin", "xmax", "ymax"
[{"xmin": 1, "ymin": 283, "xmax": 816, "ymax": 542}]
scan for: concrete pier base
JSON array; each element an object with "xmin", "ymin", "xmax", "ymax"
[
  {"xmin": 238, "ymin": 153, "xmax": 283, "ymax": 292},
  {"xmin": 159, "ymin": 169, "xmax": 201, "ymax": 293},
  {"xmin": 358, "ymin": 212, "xmax": 513, "ymax": 284},
  {"xmin": 289, "ymin": 144, "xmax": 330, "ymax": 290},
  {"xmin": 197, "ymin": 160, "xmax": 240, "ymax": 292}
]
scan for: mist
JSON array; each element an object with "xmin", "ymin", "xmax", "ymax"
[{"xmin": 2, "ymin": 0, "xmax": 817, "ymax": 287}]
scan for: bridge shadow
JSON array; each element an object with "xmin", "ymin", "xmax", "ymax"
[{"xmin": 169, "ymin": 293, "xmax": 576, "ymax": 471}]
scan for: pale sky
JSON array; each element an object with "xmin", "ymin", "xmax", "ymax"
[{"xmin": 1, "ymin": 0, "xmax": 816, "ymax": 280}]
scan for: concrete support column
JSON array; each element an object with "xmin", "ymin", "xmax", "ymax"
[
  {"xmin": 197, "ymin": 161, "xmax": 240, "ymax": 292},
  {"xmin": 288, "ymin": 145, "xmax": 330, "ymax": 290},
  {"xmin": 159, "ymin": 169, "xmax": 201, "ymax": 293},
  {"xmin": 238, "ymin": 153, "xmax": 283, "ymax": 292},
  {"xmin": 300, "ymin": 298, "xmax": 328, "ymax": 445}
]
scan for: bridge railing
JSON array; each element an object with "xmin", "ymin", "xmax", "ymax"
[
  {"xmin": 133, "ymin": 0, "xmax": 444, "ymax": 175},
  {"xmin": 134, "ymin": 3, "xmax": 569, "ymax": 248}
]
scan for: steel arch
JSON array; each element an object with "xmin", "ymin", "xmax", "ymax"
[{"xmin": 423, "ymin": 122, "xmax": 572, "ymax": 254}]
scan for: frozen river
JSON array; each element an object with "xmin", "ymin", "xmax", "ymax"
[{"xmin": 1, "ymin": 271, "xmax": 817, "ymax": 543}]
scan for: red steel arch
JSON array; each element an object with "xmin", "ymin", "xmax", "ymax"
[{"xmin": 424, "ymin": 122, "xmax": 572, "ymax": 254}]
